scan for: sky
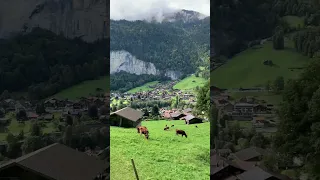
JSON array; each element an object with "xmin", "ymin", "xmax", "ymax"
[{"xmin": 110, "ymin": 0, "xmax": 210, "ymax": 21}]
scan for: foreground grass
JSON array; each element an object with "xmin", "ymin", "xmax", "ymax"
[
  {"xmin": 110, "ymin": 120, "xmax": 210, "ymax": 180},
  {"xmin": 174, "ymin": 75, "xmax": 207, "ymax": 90},
  {"xmin": 127, "ymin": 81, "xmax": 159, "ymax": 93},
  {"xmin": 53, "ymin": 76, "xmax": 109, "ymax": 100},
  {"xmin": 211, "ymin": 39, "xmax": 308, "ymax": 88}
]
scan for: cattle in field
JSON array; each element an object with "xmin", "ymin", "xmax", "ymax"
[
  {"xmin": 137, "ymin": 126, "xmax": 149, "ymax": 139},
  {"xmin": 176, "ymin": 129, "xmax": 187, "ymax": 138},
  {"xmin": 171, "ymin": 125, "xmax": 174, "ymax": 127},
  {"xmin": 164, "ymin": 126, "xmax": 169, "ymax": 130}
]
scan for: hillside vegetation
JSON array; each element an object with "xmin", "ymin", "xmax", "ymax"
[
  {"xmin": 53, "ymin": 76, "xmax": 109, "ymax": 100},
  {"xmin": 0, "ymin": 28, "xmax": 108, "ymax": 100},
  {"xmin": 211, "ymin": 39, "xmax": 308, "ymax": 88},
  {"xmin": 110, "ymin": 120, "xmax": 210, "ymax": 180},
  {"xmin": 110, "ymin": 16, "xmax": 209, "ymax": 74}
]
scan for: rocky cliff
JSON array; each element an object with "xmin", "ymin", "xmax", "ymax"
[
  {"xmin": 0, "ymin": 0, "xmax": 108, "ymax": 42},
  {"xmin": 110, "ymin": 50, "xmax": 182, "ymax": 80}
]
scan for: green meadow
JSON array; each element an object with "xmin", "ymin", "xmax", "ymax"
[{"xmin": 110, "ymin": 120, "xmax": 210, "ymax": 180}]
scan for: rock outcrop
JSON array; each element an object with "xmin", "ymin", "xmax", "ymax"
[{"xmin": 0, "ymin": 0, "xmax": 108, "ymax": 42}]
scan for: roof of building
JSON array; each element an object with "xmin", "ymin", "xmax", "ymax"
[
  {"xmin": 236, "ymin": 166, "xmax": 291, "ymax": 180},
  {"xmin": 234, "ymin": 147, "xmax": 267, "ymax": 161},
  {"xmin": 0, "ymin": 143, "xmax": 107, "ymax": 180},
  {"xmin": 110, "ymin": 107, "xmax": 143, "ymax": 122}
]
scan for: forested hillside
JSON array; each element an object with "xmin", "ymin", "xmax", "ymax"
[
  {"xmin": 110, "ymin": 16, "xmax": 210, "ymax": 74},
  {"xmin": 0, "ymin": 28, "xmax": 109, "ymax": 100}
]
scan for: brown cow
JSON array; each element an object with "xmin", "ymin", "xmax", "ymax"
[
  {"xmin": 137, "ymin": 126, "xmax": 149, "ymax": 139},
  {"xmin": 176, "ymin": 129, "xmax": 187, "ymax": 138}
]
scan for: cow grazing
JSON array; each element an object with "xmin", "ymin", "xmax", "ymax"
[
  {"xmin": 137, "ymin": 126, "xmax": 149, "ymax": 139},
  {"xmin": 195, "ymin": 125, "xmax": 198, "ymax": 128},
  {"xmin": 171, "ymin": 125, "xmax": 174, "ymax": 127},
  {"xmin": 176, "ymin": 129, "xmax": 187, "ymax": 138},
  {"xmin": 164, "ymin": 126, "xmax": 169, "ymax": 131}
]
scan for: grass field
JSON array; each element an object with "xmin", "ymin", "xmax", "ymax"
[
  {"xmin": 282, "ymin": 15, "xmax": 304, "ymax": 28},
  {"xmin": 127, "ymin": 81, "xmax": 159, "ymax": 93},
  {"xmin": 110, "ymin": 120, "xmax": 210, "ymax": 180},
  {"xmin": 211, "ymin": 39, "xmax": 309, "ymax": 88},
  {"xmin": 173, "ymin": 75, "xmax": 207, "ymax": 90},
  {"xmin": 52, "ymin": 76, "xmax": 109, "ymax": 100}
]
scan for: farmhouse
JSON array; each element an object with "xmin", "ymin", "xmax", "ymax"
[
  {"xmin": 170, "ymin": 112, "xmax": 186, "ymax": 120},
  {"xmin": 0, "ymin": 143, "xmax": 108, "ymax": 180},
  {"xmin": 110, "ymin": 107, "xmax": 144, "ymax": 128},
  {"xmin": 234, "ymin": 147, "xmax": 267, "ymax": 162},
  {"xmin": 184, "ymin": 115, "xmax": 203, "ymax": 124}
]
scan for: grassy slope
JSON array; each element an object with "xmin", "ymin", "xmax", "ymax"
[
  {"xmin": 211, "ymin": 39, "xmax": 309, "ymax": 88},
  {"xmin": 229, "ymin": 92, "xmax": 282, "ymax": 105},
  {"xmin": 53, "ymin": 76, "xmax": 109, "ymax": 100},
  {"xmin": 282, "ymin": 16, "xmax": 305, "ymax": 28},
  {"xmin": 173, "ymin": 75, "xmax": 207, "ymax": 90},
  {"xmin": 127, "ymin": 81, "xmax": 159, "ymax": 93},
  {"xmin": 110, "ymin": 120, "xmax": 210, "ymax": 180}
]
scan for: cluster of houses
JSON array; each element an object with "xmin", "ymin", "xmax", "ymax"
[
  {"xmin": 160, "ymin": 108, "xmax": 203, "ymax": 124},
  {"xmin": 109, "ymin": 106, "xmax": 204, "ymax": 128},
  {"xmin": 111, "ymin": 81, "xmax": 197, "ymax": 104},
  {"xmin": 0, "ymin": 93, "xmax": 110, "ymax": 124},
  {"xmin": 211, "ymin": 147, "xmax": 291, "ymax": 180},
  {"xmin": 211, "ymin": 86, "xmax": 277, "ymax": 132}
]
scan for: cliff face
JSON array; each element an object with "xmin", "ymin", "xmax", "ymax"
[
  {"xmin": 110, "ymin": 50, "xmax": 182, "ymax": 80},
  {"xmin": 0, "ymin": 0, "xmax": 108, "ymax": 42}
]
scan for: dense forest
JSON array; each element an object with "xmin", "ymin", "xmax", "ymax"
[
  {"xmin": 110, "ymin": 16, "xmax": 210, "ymax": 75},
  {"xmin": 110, "ymin": 71, "xmax": 170, "ymax": 92},
  {"xmin": 0, "ymin": 28, "xmax": 109, "ymax": 100}
]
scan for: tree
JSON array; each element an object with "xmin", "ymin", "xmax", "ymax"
[
  {"xmin": 88, "ymin": 104, "xmax": 98, "ymax": 118},
  {"xmin": 0, "ymin": 90, "xmax": 10, "ymax": 100},
  {"xmin": 16, "ymin": 110, "xmax": 27, "ymax": 121},
  {"xmin": 151, "ymin": 105, "xmax": 159, "ymax": 116},
  {"xmin": 21, "ymin": 136, "xmax": 44, "ymax": 154},
  {"xmin": 17, "ymin": 130, "xmax": 25, "ymax": 140},
  {"xmin": 273, "ymin": 76, "xmax": 284, "ymax": 93},
  {"xmin": 35, "ymin": 103, "xmax": 46, "ymax": 114},
  {"xmin": 99, "ymin": 105, "xmax": 108, "ymax": 115},
  {"xmin": 237, "ymin": 138, "xmax": 250, "ymax": 150},
  {"xmin": 143, "ymin": 108, "xmax": 149, "ymax": 116},
  {"xmin": 66, "ymin": 115, "xmax": 73, "ymax": 126},
  {"xmin": 272, "ymin": 29, "xmax": 284, "ymax": 50},
  {"xmin": 30, "ymin": 122, "xmax": 42, "ymax": 136},
  {"xmin": 195, "ymin": 80, "xmax": 210, "ymax": 117},
  {"xmin": 63, "ymin": 125, "xmax": 73, "ymax": 146}
]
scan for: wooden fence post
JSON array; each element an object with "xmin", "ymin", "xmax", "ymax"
[{"xmin": 131, "ymin": 158, "xmax": 140, "ymax": 180}]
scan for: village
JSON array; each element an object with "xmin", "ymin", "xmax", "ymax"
[
  {"xmin": 210, "ymin": 85, "xmax": 296, "ymax": 180},
  {"xmin": 0, "ymin": 93, "xmax": 111, "ymax": 179},
  {"xmin": 110, "ymin": 80, "xmax": 206, "ymax": 126}
]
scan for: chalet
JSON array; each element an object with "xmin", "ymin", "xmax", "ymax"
[
  {"xmin": 0, "ymin": 143, "xmax": 108, "ymax": 180},
  {"xmin": 184, "ymin": 115, "xmax": 203, "ymax": 124},
  {"xmin": 44, "ymin": 99, "xmax": 56, "ymax": 108},
  {"xmin": 252, "ymin": 116, "xmax": 266, "ymax": 128},
  {"xmin": 170, "ymin": 112, "xmax": 186, "ymax": 120},
  {"xmin": 110, "ymin": 107, "xmax": 144, "ymax": 128},
  {"xmin": 27, "ymin": 112, "xmax": 39, "ymax": 120},
  {"xmin": 234, "ymin": 147, "xmax": 267, "ymax": 162},
  {"xmin": 223, "ymin": 103, "xmax": 234, "ymax": 113},
  {"xmin": 235, "ymin": 166, "xmax": 291, "ymax": 180},
  {"xmin": 254, "ymin": 104, "xmax": 268, "ymax": 113},
  {"xmin": 211, "ymin": 154, "xmax": 246, "ymax": 179}
]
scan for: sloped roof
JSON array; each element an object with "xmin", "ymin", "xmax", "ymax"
[
  {"xmin": 237, "ymin": 166, "xmax": 290, "ymax": 180},
  {"xmin": 110, "ymin": 107, "xmax": 143, "ymax": 122},
  {"xmin": 0, "ymin": 143, "xmax": 107, "ymax": 180},
  {"xmin": 234, "ymin": 147, "xmax": 267, "ymax": 161}
]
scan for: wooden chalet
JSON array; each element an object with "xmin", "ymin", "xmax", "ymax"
[{"xmin": 110, "ymin": 107, "xmax": 144, "ymax": 128}]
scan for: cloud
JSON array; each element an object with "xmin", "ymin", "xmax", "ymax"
[{"xmin": 110, "ymin": 0, "xmax": 210, "ymax": 21}]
